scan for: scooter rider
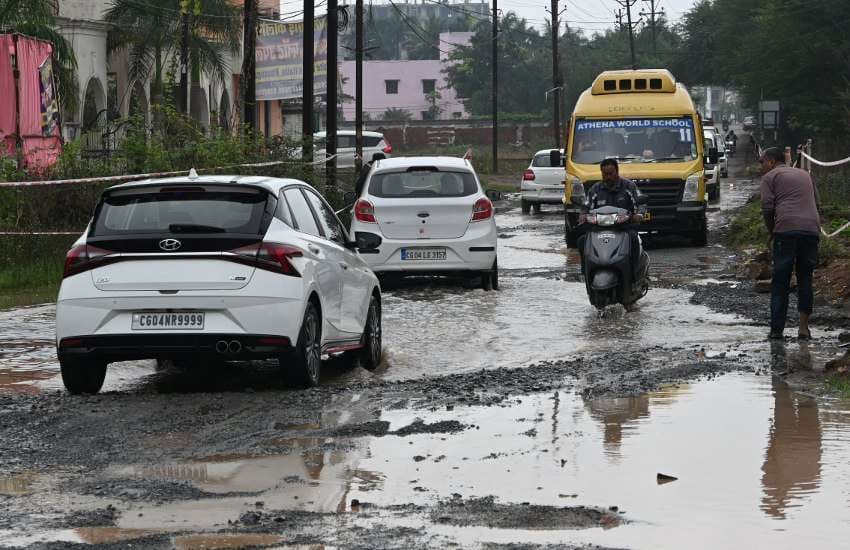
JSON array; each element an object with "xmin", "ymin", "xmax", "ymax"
[{"xmin": 576, "ymin": 158, "xmax": 646, "ymax": 276}]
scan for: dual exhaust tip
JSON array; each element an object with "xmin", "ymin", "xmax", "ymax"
[{"xmin": 215, "ymin": 340, "xmax": 242, "ymax": 355}]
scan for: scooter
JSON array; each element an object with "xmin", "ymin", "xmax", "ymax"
[
  {"xmin": 576, "ymin": 202, "xmax": 650, "ymax": 310},
  {"xmin": 725, "ymin": 139, "xmax": 736, "ymax": 156}
]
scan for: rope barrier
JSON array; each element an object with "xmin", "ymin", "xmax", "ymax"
[
  {"xmin": 800, "ymin": 151, "xmax": 850, "ymax": 167},
  {"xmin": 0, "ymin": 154, "xmax": 339, "ymax": 188},
  {"xmin": 821, "ymin": 222, "xmax": 850, "ymax": 238}
]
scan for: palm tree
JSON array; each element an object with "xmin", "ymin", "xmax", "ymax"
[
  {"xmin": 105, "ymin": 0, "xmax": 239, "ymax": 120},
  {"xmin": 0, "ymin": 0, "xmax": 78, "ymax": 115}
]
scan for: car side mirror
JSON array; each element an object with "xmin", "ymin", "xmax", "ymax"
[
  {"xmin": 355, "ymin": 231, "xmax": 382, "ymax": 251},
  {"xmin": 343, "ymin": 191, "xmax": 358, "ymax": 205},
  {"xmin": 707, "ymin": 148, "xmax": 719, "ymax": 165},
  {"xmin": 637, "ymin": 194, "xmax": 649, "ymax": 205},
  {"xmin": 549, "ymin": 149, "xmax": 563, "ymax": 167}
]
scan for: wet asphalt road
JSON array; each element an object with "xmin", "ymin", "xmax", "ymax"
[{"xmin": 1, "ymin": 151, "xmax": 850, "ymax": 549}]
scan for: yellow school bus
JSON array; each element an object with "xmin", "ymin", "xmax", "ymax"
[{"xmin": 562, "ymin": 69, "xmax": 714, "ymax": 247}]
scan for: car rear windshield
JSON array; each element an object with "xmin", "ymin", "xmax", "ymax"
[
  {"xmin": 90, "ymin": 187, "xmax": 272, "ymax": 236},
  {"xmin": 369, "ymin": 170, "xmax": 478, "ymax": 198},
  {"xmin": 532, "ymin": 153, "xmax": 562, "ymax": 167}
]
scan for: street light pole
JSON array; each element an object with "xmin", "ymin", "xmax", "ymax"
[{"xmin": 491, "ymin": 0, "xmax": 498, "ymax": 173}]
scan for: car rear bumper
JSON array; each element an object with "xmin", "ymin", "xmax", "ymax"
[
  {"xmin": 57, "ymin": 333, "xmax": 293, "ymax": 363},
  {"xmin": 355, "ymin": 222, "xmax": 497, "ymax": 273},
  {"xmin": 521, "ymin": 189, "xmax": 564, "ymax": 203}
]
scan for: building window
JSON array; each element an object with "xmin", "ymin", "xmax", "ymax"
[
  {"xmin": 421, "ymin": 111, "xmax": 435, "ymax": 121},
  {"xmin": 452, "ymin": 112, "xmax": 462, "ymax": 119},
  {"xmin": 385, "ymin": 80, "xmax": 399, "ymax": 94},
  {"xmin": 422, "ymin": 79, "xmax": 436, "ymax": 94}
]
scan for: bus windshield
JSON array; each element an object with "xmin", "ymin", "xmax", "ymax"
[{"xmin": 571, "ymin": 117, "xmax": 698, "ymax": 164}]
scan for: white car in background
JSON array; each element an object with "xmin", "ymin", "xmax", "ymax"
[
  {"xmin": 347, "ymin": 156, "xmax": 499, "ymax": 290},
  {"xmin": 521, "ymin": 149, "xmax": 565, "ymax": 214},
  {"xmin": 705, "ymin": 126, "xmax": 728, "ymax": 177},
  {"xmin": 314, "ymin": 130, "xmax": 392, "ymax": 169},
  {"xmin": 56, "ymin": 174, "xmax": 383, "ymax": 394},
  {"xmin": 703, "ymin": 131, "xmax": 721, "ymax": 201}
]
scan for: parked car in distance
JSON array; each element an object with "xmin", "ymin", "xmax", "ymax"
[
  {"xmin": 521, "ymin": 149, "xmax": 565, "ymax": 214},
  {"xmin": 56, "ymin": 174, "xmax": 383, "ymax": 394},
  {"xmin": 703, "ymin": 131, "xmax": 720, "ymax": 201},
  {"xmin": 742, "ymin": 115, "xmax": 756, "ymax": 131},
  {"xmin": 705, "ymin": 126, "xmax": 728, "ymax": 178},
  {"xmin": 347, "ymin": 156, "xmax": 499, "ymax": 290},
  {"xmin": 314, "ymin": 130, "xmax": 392, "ymax": 169}
]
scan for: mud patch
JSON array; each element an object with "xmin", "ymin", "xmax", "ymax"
[
  {"xmin": 73, "ymin": 478, "xmax": 209, "ymax": 502},
  {"xmin": 392, "ymin": 419, "xmax": 467, "ymax": 436},
  {"xmin": 61, "ymin": 506, "xmax": 120, "ymax": 528},
  {"xmin": 431, "ymin": 496, "xmax": 622, "ymax": 530}
]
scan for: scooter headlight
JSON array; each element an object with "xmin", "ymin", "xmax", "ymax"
[
  {"xmin": 683, "ymin": 172, "xmax": 703, "ymax": 202},
  {"xmin": 596, "ymin": 213, "xmax": 619, "ymax": 226}
]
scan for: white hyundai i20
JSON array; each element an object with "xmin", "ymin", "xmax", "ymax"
[
  {"xmin": 56, "ymin": 174, "xmax": 383, "ymax": 394},
  {"xmin": 347, "ymin": 156, "xmax": 499, "ymax": 289}
]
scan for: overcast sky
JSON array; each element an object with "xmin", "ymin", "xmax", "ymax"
[{"xmin": 287, "ymin": 0, "xmax": 699, "ymax": 32}]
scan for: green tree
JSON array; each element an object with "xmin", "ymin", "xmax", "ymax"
[
  {"xmin": 383, "ymin": 107, "xmax": 412, "ymax": 121},
  {"xmin": 105, "ymin": 0, "xmax": 240, "ymax": 119},
  {"xmin": 0, "ymin": 0, "xmax": 78, "ymax": 115}
]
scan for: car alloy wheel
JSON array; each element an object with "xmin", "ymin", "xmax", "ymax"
[
  {"xmin": 362, "ymin": 297, "xmax": 382, "ymax": 371},
  {"xmin": 287, "ymin": 301, "xmax": 321, "ymax": 388}
]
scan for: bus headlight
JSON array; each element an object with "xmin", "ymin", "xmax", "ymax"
[
  {"xmin": 569, "ymin": 175, "xmax": 585, "ymax": 201},
  {"xmin": 682, "ymin": 172, "xmax": 703, "ymax": 202}
]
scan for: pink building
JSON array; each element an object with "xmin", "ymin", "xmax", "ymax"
[{"xmin": 341, "ymin": 32, "xmax": 472, "ymax": 122}]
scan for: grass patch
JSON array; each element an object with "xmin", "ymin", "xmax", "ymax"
[
  {"xmin": 827, "ymin": 375, "xmax": 850, "ymax": 398},
  {"xmin": 725, "ymin": 199, "xmax": 769, "ymax": 250}
]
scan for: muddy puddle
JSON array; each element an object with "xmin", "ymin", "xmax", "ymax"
[{"xmin": 3, "ymin": 373, "xmax": 841, "ymax": 548}]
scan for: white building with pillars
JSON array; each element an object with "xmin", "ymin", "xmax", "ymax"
[{"xmin": 54, "ymin": 0, "xmax": 241, "ymax": 144}]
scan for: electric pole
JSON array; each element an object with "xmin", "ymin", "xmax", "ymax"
[
  {"xmin": 491, "ymin": 0, "xmax": 498, "ymax": 173},
  {"xmin": 550, "ymin": 0, "xmax": 560, "ymax": 148},
  {"xmin": 302, "ymin": 0, "xmax": 314, "ymax": 165},
  {"xmin": 326, "ymin": 0, "xmax": 338, "ymax": 189},
  {"xmin": 355, "ymin": 0, "xmax": 364, "ymax": 172},
  {"xmin": 615, "ymin": 0, "xmax": 638, "ymax": 69},
  {"xmin": 241, "ymin": 0, "xmax": 257, "ymax": 130},
  {"xmin": 615, "ymin": 9, "xmax": 624, "ymax": 31},
  {"xmin": 179, "ymin": 0, "xmax": 190, "ymax": 114},
  {"xmin": 640, "ymin": 0, "xmax": 665, "ymax": 58}
]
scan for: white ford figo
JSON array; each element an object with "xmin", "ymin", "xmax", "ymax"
[
  {"xmin": 347, "ymin": 156, "xmax": 499, "ymax": 290},
  {"xmin": 56, "ymin": 174, "xmax": 383, "ymax": 394}
]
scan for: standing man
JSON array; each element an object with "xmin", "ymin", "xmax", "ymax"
[{"xmin": 760, "ymin": 147, "xmax": 821, "ymax": 340}]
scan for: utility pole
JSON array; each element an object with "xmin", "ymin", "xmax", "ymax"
[
  {"xmin": 326, "ymin": 0, "xmax": 338, "ymax": 189},
  {"xmin": 491, "ymin": 0, "xmax": 498, "ymax": 173},
  {"xmin": 550, "ymin": 0, "xmax": 560, "ymax": 148},
  {"xmin": 241, "ymin": 0, "xmax": 257, "ymax": 129},
  {"xmin": 640, "ymin": 0, "xmax": 665, "ymax": 58},
  {"xmin": 615, "ymin": 0, "xmax": 638, "ymax": 69},
  {"xmin": 179, "ymin": 0, "xmax": 190, "ymax": 114},
  {"xmin": 302, "ymin": 0, "xmax": 314, "ymax": 166},
  {"xmin": 615, "ymin": 9, "xmax": 624, "ymax": 31},
  {"xmin": 355, "ymin": 0, "xmax": 364, "ymax": 172}
]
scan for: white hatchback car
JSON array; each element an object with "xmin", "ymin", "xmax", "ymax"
[
  {"xmin": 56, "ymin": 174, "xmax": 383, "ymax": 394},
  {"xmin": 314, "ymin": 130, "xmax": 392, "ymax": 169},
  {"xmin": 521, "ymin": 149, "xmax": 565, "ymax": 214},
  {"xmin": 347, "ymin": 157, "xmax": 499, "ymax": 290}
]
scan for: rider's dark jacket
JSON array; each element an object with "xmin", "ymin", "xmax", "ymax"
[{"xmin": 586, "ymin": 177, "xmax": 645, "ymax": 215}]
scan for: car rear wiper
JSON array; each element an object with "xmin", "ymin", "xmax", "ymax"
[{"xmin": 169, "ymin": 223, "xmax": 226, "ymax": 233}]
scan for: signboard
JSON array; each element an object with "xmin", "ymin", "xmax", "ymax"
[
  {"xmin": 256, "ymin": 17, "xmax": 328, "ymax": 101},
  {"xmin": 758, "ymin": 99, "xmax": 780, "ymax": 130},
  {"xmin": 38, "ymin": 58, "xmax": 59, "ymax": 136}
]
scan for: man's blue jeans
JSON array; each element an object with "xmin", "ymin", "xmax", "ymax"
[{"xmin": 771, "ymin": 233, "xmax": 819, "ymax": 333}]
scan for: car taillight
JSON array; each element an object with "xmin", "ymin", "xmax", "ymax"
[
  {"xmin": 382, "ymin": 140, "xmax": 392, "ymax": 155},
  {"xmin": 355, "ymin": 199, "xmax": 377, "ymax": 223},
  {"xmin": 232, "ymin": 243, "xmax": 303, "ymax": 277},
  {"xmin": 523, "ymin": 169, "xmax": 535, "ymax": 181},
  {"xmin": 471, "ymin": 197, "xmax": 493, "ymax": 222},
  {"xmin": 63, "ymin": 244, "xmax": 112, "ymax": 278}
]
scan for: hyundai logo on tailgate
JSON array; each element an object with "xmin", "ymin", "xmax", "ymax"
[{"xmin": 158, "ymin": 238, "xmax": 182, "ymax": 252}]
